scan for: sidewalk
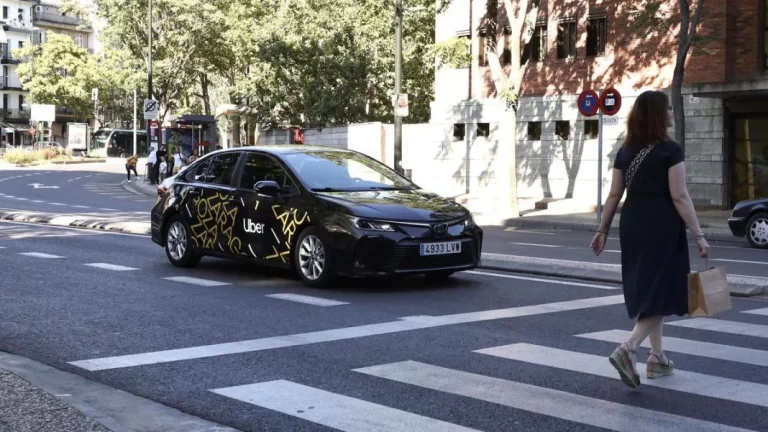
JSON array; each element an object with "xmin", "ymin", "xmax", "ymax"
[
  {"xmin": 0, "ymin": 351, "xmax": 239, "ymax": 432},
  {"xmin": 495, "ymin": 208, "xmax": 735, "ymax": 243},
  {"xmin": 0, "ymin": 368, "xmax": 109, "ymax": 432}
]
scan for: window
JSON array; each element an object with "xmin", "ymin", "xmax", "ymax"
[
  {"xmin": 479, "ymin": 35, "xmax": 489, "ymax": 66},
  {"xmin": 532, "ymin": 25, "xmax": 547, "ymax": 61},
  {"xmin": 74, "ymin": 33, "xmax": 84, "ymax": 47},
  {"xmin": 477, "ymin": 123, "xmax": 490, "ymax": 137},
  {"xmin": 282, "ymin": 150, "xmax": 414, "ymax": 191},
  {"xmin": 587, "ymin": 17, "xmax": 606, "ymax": 56},
  {"xmin": 238, "ymin": 153, "xmax": 286, "ymax": 189},
  {"xmin": 185, "ymin": 158, "xmax": 212, "ymax": 183},
  {"xmin": 18, "ymin": 95, "xmax": 23, "ymax": 109},
  {"xmin": 528, "ymin": 122, "xmax": 542, "ymax": 140},
  {"xmin": 557, "ymin": 20, "xmax": 577, "ymax": 59},
  {"xmin": 17, "ymin": 8, "xmax": 23, "ymax": 20},
  {"xmin": 205, "ymin": 153, "xmax": 241, "ymax": 185},
  {"xmin": 2, "ymin": 7, "xmax": 8, "ymax": 19},
  {"xmin": 17, "ymin": 41, "xmax": 23, "ymax": 50},
  {"xmin": 555, "ymin": 121, "xmax": 570, "ymax": 140},
  {"xmin": 584, "ymin": 120, "xmax": 599, "ymax": 139},
  {"xmin": 501, "ymin": 31, "xmax": 511, "ymax": 65},
  {"xmin": 453, "ymin": 123, "xmax": 465, "ymax": 141}
]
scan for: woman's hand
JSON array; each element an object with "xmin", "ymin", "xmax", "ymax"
[
  {"xmin": 590, "ymin": 231, "xmax": 608, "ymax": 256},
  {"xmin": 697, "ymin": 237, "xmax": 710, "ymax": 258}
]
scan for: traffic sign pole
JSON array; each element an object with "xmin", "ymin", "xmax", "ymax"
[{"xmin": 597, "ymin": 108, "xmax": 603, "ymax": 225}]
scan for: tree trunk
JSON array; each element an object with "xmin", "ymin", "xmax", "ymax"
[
  {"xmin": 231, "ymin": 116, "xmax": 241, "ymax": 147},
  {"xmin": 200, "ymin": 73, "xmax": 211, "ymax": 116},
  {"xmin": 671, "ymin": 59, "xmax": 686, "ymax": 149}
]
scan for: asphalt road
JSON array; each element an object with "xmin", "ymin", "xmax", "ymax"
[
  {"xmin": 0, "ymin": 168, "xmax": 153, "ymax": 219},
  {"xmin": 1, "ymin": 220, "xmax": 768, "ymax": 431},
  {"xmin": 482, "ymin": 226, "xmax": 768, "ymax": 279}
]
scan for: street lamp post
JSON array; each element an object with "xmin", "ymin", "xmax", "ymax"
[{"xmin": 393, "ymin": 0, "xmax": 403, "ymax": 175}]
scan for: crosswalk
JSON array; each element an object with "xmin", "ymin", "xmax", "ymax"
[{"xmin": 202, "ymin": 310, "xmax": 768, "ymax": 431}]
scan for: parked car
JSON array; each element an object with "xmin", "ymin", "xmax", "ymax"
[
  {"xmin": 728, "ymin": 198, "xmax": 768, "ymax": 249},
  {"xmin": 150, "ymin": 146, "xmax": 483, "ymax": 286}
]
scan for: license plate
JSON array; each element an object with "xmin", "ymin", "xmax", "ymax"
[{"xmin": 420, "ymin": 241, "xmax": 461, "ymax": 256}]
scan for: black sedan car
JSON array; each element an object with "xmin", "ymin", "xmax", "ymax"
[
  {"xmin": 150, "ymin": 146, "xmax": 483, "ymax": 286},
  {"xmin": 728, "ymin": 198, "xmax": 768, "ymax": 249}
]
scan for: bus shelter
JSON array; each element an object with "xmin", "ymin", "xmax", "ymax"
[{"xmin": 163, "ymin": 115, "xmax": 218, "ymax": 158}]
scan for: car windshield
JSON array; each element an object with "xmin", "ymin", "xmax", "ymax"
[{"xmin": 282, "ymin": 150, "xmax": 416, "ymax": 191}]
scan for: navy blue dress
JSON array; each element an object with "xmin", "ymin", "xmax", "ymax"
[{"xmin": 613, "ymin": 140, "xmax": 689, "ymax": 319}]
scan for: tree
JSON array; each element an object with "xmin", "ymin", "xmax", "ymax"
[
  {"xmin": 438, "ymin": 0, "xmax": 540, "ymax": 217},
  {"xmin": 16, "ymin": 33, "xmax": 101, "ymax": 121},
  {"xmin": 629, "ymin": 0, "xmax": 709, "ymax": 149}
]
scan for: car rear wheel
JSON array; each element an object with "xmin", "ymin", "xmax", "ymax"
[
  {"xmin": 165, "ymin": 215, "xmax": 201, "ymax": 268},
  {"xmin": 746, "ymin": 213, "xmax": 768, "ymax": 249},
  {"xmin": 295, "ymin": 227, "xmax": 332, "ymax": 287}
]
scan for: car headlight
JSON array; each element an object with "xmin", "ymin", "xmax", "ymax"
[
  {"xmin": 464, "ymin": 214, "xmax": 476, "ymax": 228},
  {"xmin": 346, "ymin": 215, "xmax": 396, "ymax": 232}
]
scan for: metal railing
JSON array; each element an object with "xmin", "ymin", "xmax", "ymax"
[
  {"xmin": 3, "ymin": 109, "xmax": 31, "ymax": 119},
  {"xmin": 32, "ymin": 11, "xmax": 89, "ymax": 28}
]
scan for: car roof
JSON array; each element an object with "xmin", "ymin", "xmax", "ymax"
[{"xmin": 216, "ymin": 145, "xmax": 353, "ymax": 156}]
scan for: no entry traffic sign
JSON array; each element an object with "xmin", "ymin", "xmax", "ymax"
[
  {"xmin": 600, "ymin": 88, "xmax": 622, "ymax": 116},
  {"xmin": 577, "ymin": 90, "xmax": 600, "ymax": 117}
]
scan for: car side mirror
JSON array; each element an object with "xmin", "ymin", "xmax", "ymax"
[{"xmin": 254, "ymin": 180, "xmax": 281, "ymax": 196}]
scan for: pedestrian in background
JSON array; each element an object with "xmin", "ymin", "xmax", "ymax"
[
  {"xmin": 590, "ymin": 90, "xmax": 710, "ymax": 389},
  {"xmin": 147, "ymin": 148, "xmax": 158, "ymax": 184},
  {"xmin": 125, "ymin": 154, "xmax": 139, "ymax": 182},
  {"xmin": 188, "ymin": 149, "xmax": 198, "ymax": 164},
  {"xmin": 173, "ymin": 147, "xmax": 184, "ymax": 175}
]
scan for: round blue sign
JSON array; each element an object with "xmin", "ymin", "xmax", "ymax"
[{"xmin": 578, "ymin": 90, "xmax": 600, "ymax": 117}]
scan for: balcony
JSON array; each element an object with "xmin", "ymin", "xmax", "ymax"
[
  {"xmin": 32, "ymin": 11, "xmax": 91, "ymax": 29},
  {"xmin": 0, "ymin": 44, "xmax": 20, "ymax": 64},
  {"xmin": 57, "ymin": 106, "xmax": 76, "ymax": 116},
  {"xmin": 2, "ymin": 19, "xmax": 35, "ymax": 34},
  {"xmin": 0, "ymin": 76, "xmax": 24, "ymax": 91},
  {"xmin": 3, "ymin": 108, "xmax": 31, "ymax": 121}
]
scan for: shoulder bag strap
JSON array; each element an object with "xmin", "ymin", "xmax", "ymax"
[{"xmin": 624, "ymin": 141, "xmax": 658, "ymax": 190}]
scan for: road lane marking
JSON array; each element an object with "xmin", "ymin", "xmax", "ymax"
[
  {"xmin": 578, "ymin": 329, "xmax": 768, "ymax": 367},
  {"xmin": 666, "ymin": 318, "xmax": 768, "ymax": 339},
  {"xmin": 68, "ymin": 294, "xmax": 624, "ymax": 371},
  {"xmin": 354, "ymin": 361, "xmax": 748, "ymax": 432},
  {"xmin": 712, "ymin": 258, "xmax": 768, "ymax": 265},
  {"xmin": 465, "ymin": 271, "xmax": 619, "ymax": 290},
  {"xmin": 211, "ymin": 380, "xmax": 478, "ymax": 432},
  {"xmin": 509, "ymin": 242, "xmax": 562, "ymax": 248},
  {"xmin": 163, "ymin": 276, "xmax": 230, "ymax": 287},
  {"xmin": 50, "ymin": 203, "xmax": 66, "ymax": 206},
  {"xmin": 84, "ymin": 263, "xmax": 139, "ymax": 272},
  {"xmin": 744, "ymin": 308, "xmax": 768, "ymax": 316},
  {"xmin": 19, "ymin": 252, "xmax": 64, "ymax": 259},
  {"xmin": 72, "ymin": 205, "xmax": 91, "ymax": 209},
  {"xmin": 98, "ymin": 208, "xmax": 118, "ymax": 211},
  {"xmin": 265, "ymin": 293, "xmax": 349, "ymax": 306},
  {"xmin": 476, "ymin": 343, "xmax": 768, "ymax": 409}
]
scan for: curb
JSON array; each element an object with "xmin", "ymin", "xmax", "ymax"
[
  {"xmin": 0, "ymin": 210, "xmax": 151, "ymax": 235},
  {"xmin": 9, "ymin": 159, "xmax": 107, "ymax": 168},
  {"xmin": 122, "ymin": 179, "xmax": 157, "ymax": 197},
  {"xmin": 499, "ymin": 218, "xmax": 742, "ymax": 245},
  {"xmin": 479, "ymin": 253, "xmax": 768, "ymax": 297}
]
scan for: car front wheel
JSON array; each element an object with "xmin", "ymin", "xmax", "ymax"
[
  {"xmin": 746, "ymin": 212, "xmax": 768, "ymax": 249},
  {"xmin": 295, "ymin": 227, "xmax": 332, "ymax": 287},
  {"xmin": 165, "ymin": 215, "xmax": 201, "ymax": 268}
]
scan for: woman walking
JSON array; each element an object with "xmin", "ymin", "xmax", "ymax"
[{"xmin": 590, "ymin": 90, "xmax": 710, "ymax": 389}]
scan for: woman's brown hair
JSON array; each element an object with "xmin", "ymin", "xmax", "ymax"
[{"xmin": 624, "ymin": 90, "xmax": 672, "ymax": 150}]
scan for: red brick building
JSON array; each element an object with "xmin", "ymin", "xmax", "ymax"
[{"xmin": 431, "ymin": 0, "xmax": 768, "ymax": 218}]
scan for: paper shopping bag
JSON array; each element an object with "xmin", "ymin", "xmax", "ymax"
[{"xmin": 688, "ymin": 266, "xmax": 731, "ymax": 317}]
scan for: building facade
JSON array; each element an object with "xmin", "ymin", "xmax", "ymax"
[{"xmin": 432, "ymin": 0, "xmax": 768, "ymax": 221}]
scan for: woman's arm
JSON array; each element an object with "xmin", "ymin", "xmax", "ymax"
[
  {"xmin": 598, "ymin": 168, "xmax": 625, "ymax": 233},
  {"xmin": 668, "ymin": 162, "xmax": 703, "ymax": 236}
]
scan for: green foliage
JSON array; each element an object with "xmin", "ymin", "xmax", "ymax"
[
  {"xmin": 16, "ymin": 33, "xmax": 101, "ymax": 120},
  {"xmin": 434, "ymin": 37, "xmax": 471, "ymax": 69}
]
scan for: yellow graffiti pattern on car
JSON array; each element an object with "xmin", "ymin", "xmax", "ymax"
[
  {"xmin": 265, "ymin": 205, "xmax": 311, "ymax": 263},
  {"xmin": 189, "ymin": 192, "xmax": 241, "ymax": 253}
]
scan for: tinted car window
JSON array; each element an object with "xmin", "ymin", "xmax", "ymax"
[
  {"xmin": 184, "ymin": 158, "xmax": 211, "ymax": 183},
  {"xmin": 239, "ymin": 153, "xmax": 286, "ymax": 189},
  {"xmin": 206, "ymin": 153, "xmax": 241, "ymax": 186},
  {"xmin": 282, "ymin": 150, "xmax": 415, "ymax": 191}
]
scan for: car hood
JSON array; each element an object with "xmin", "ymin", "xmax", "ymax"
[{"xmin": 316, "ymin": 189, "xmax": 469, "ymax": 221}]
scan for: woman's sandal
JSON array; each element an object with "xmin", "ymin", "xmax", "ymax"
[
  {"xmin": 609, "ymin": 342, "xmax": 641, "ymax": 388},
  {"xmin": 646, "ymin": 352, "xmax": 674, "ymax": 379}
]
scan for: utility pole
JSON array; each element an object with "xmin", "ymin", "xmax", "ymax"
[
  {"xmin": 133, "ymin": 88, "xmax": 137, "ymax": 156},
  {"xmin": 393, "ymin": 0, "xmax": 403, "ymax": 174},
  {"xmin": 146, "ymin": 0, "xmax": 153, "ymax": 151}
]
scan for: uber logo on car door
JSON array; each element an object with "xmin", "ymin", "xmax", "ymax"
[{"xmin": 243, "ymin": 219, "xmax": 265, "ymax": 234}]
